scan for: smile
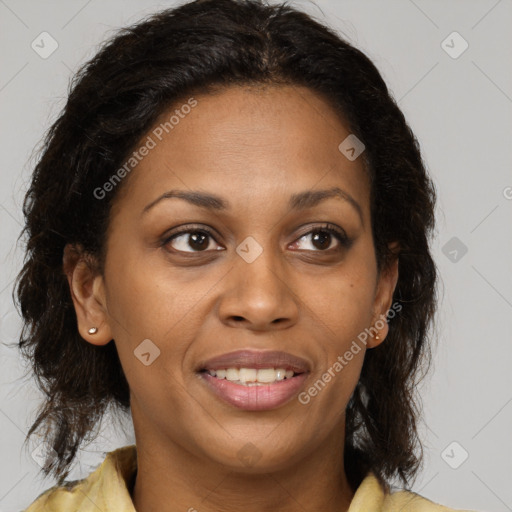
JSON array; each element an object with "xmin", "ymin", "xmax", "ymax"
[
  {"xmin": 197, "ymin": 349, "xmax": 310, "ymax": 411},
  {"xmin": 205, "ymin": 367, "xmax": 295, "ymax": 385}
]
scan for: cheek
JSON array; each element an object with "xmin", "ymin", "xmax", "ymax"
[
  {"xmin": 103, "ymin": 258, "xmax": 195, "ymax": 424},
  {"xmin": 301, "ymin": 264, "xmax": 376, "ymax": 342},
  {"xmin": 300, "ymin": 280, "xmax": 369, "ymax": 421},
  {"xmin": 102, "ymin": 244, "xmax": 218, "ymax": 394},
  {"xmin": 101, "ymin": 252, "xmax": 180, "ymax": 388},
  {"xmin": 104, "ymin": 245, "xmax": 193, "ymax": 341},
  {"xmin": 296, "ymin": 254, "xmax": 376, "ymax": 408}
]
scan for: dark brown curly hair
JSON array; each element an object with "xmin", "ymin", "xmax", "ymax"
[{"xmin": 15, "ymin": 0, "xmax": 438, "ymax": 493}]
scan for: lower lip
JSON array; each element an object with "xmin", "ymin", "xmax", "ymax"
[{"xmin": 199, "ymin": 372, "xmax": 308, "ymax": 411}]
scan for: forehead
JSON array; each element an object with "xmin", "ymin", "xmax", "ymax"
[{"xmin": 112, "ymin": 84, "xmax": 371, "ymax": 222}]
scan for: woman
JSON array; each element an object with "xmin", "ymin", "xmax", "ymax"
[{"xmin": 17, "ymin": 0, "xmax": 475, "ymax": 510}]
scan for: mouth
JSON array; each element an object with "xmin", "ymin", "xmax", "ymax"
[
  {"xmin": 200, "ymin": 367, "xmax": 300, "ymax": 385},
  {"xmin": 197, "ymin": 350, "xmax": 310, "ymax": 411}
]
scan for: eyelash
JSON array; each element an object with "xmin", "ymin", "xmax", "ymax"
[{"xmin": 161, "ymin": 223, "xmax": 351, "ymax": 254}]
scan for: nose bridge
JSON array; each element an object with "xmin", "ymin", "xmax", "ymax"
[
  {"xmin": 218, "ymin": 233, "xmax": 298, "ymax": 328},
  {"xmin": 236, "ymin": 233, "xmax": 285, "ymax": 298}
]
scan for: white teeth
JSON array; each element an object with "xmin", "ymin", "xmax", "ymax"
[
  {"xmin": 257, "ymin": 368, "xmax": 280, "ymax": 383},
  {"xmin": 226, "ymin": 368, "xmax": 239, "ymax": 381},
  {"xmin": 206, "ymin": 367, "xmax": 295, "ymax": 385},
  {"xmin": 239, "ymin": 368, "xmax": 258, "ymax": 383}
]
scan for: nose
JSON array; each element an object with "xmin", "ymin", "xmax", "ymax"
[{"xmin": 217, "ymin": 243, "xmax": 300, "ymax": 331}]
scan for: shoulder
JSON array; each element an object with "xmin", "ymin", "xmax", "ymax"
[
  {"xmin": 23, "ymin": 445, "xmax": 137, "ymax": 512},
  {"xmin": 349, "ymin": 472, "xmax": 477, "ymax": 512},
  {"xmin": 383, "ymin": 487, "xmax": 475, "ymax": 512}
]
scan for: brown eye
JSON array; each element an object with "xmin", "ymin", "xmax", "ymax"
[
  {"xmin": 163, "ymin": 227, "xmax": 223, "ymax": 253},
  {"xmin": 291, "ymin": 224, "xmax": 350, "ymax": 252}
]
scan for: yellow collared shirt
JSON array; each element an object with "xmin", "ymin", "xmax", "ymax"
[{"xmin": 23, "ymin": 445, "xmax": 475, "ymax": 511}]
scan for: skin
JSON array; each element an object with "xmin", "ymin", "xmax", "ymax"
[{"xmin": 64, "ymin": 84, "xmax": 399, "ymax": 512}]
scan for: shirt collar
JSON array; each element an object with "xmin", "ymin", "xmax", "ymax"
[{"xmin": 78, "ymin": 444, "xmax": 384, "ymax": 512}]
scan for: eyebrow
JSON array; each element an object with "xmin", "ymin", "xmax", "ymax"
[{"xmin": 142, "ymin": 186, "xmax": 364, "ymax": 223}]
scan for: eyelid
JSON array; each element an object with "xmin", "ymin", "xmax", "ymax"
[
  {"xmin": 293, "ymin": 223, "xmax": 351, "ymax": 250},
  {"xmin": 295, "ymin": 222, "xmax": 348, "ymax": 240},
  {"xmin": 160, "ymin": 224, "xmax": 221, "ymax": 249}
]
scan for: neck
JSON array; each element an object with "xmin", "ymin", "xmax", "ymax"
[{"xmin": 132, "ymin": 423, "xmax": 355, "ymax": 512}]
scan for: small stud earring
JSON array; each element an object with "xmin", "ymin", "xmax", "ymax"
[
  {"xmin": 88, "ymin": 327, "xmax": 98, "ymax": 335},
  {"xmin": 375, "ymin": 335, "xmax": 380, "ymax": 340}
]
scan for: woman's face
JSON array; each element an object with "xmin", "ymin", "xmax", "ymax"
[{"xmin": 75, "ymin": 84, "xmax": 398, "ymax": 472}]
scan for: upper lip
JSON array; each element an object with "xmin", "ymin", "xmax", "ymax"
[{"xmin": 199, "ymin": 350, "xmax": 310, "ymax": 373}]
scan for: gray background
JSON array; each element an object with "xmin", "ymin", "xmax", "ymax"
[{"xmin": 1, "ymin": 1, "xmax": 511, "ymax": 511}]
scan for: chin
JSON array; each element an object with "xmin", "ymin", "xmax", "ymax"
[{"xmin": 201, "ymin": 438, "xmax": 305, "ymax": 474}]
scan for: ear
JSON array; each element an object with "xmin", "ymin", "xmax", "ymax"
[
  {"xmin": 366, "ymin": 241, "xmax": 400, "ymax": 349},
  {"xmin": 63, "ymin": 244, "xmax": 113, "ymax": 346}
]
